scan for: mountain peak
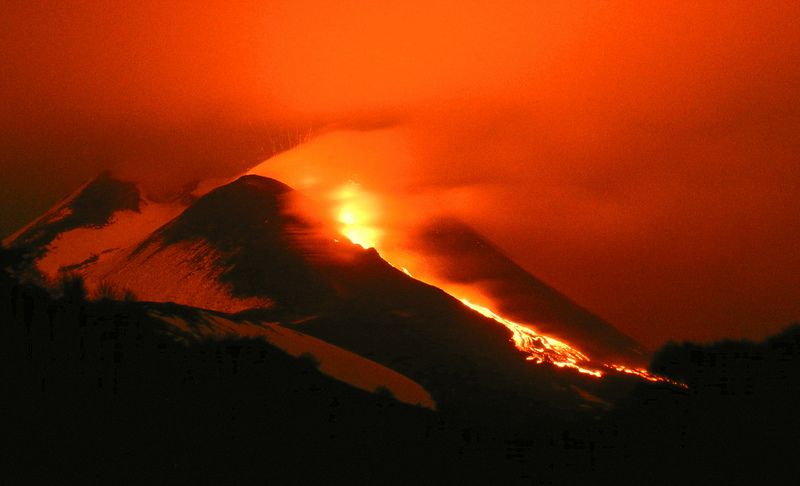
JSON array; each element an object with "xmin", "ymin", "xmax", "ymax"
[
  {"xmin": 229, "ymin": 174, "xmax": 293, "ymax": 191},
  {"xmin": 3, "ymin": 171, "xmax": 141, "ymax": 253},
  {"xmin": 155, "ymin": 174, "xmax": 299, "ymax": 247}
]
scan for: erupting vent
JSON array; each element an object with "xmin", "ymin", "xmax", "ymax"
[{"xmin": 332, "ymin": 188, "xmax": 684, "ymax": 386}]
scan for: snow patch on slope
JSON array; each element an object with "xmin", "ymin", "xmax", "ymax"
[
  {"xmin": 89, "ymin": 239, "xmax": 273, "ymax": 313},
  {"xmin": 37, "ymin": 200, "xmax": 186, "ymax": 278},
  {"xmin": 151, "ymin": 310, "xmax": 436, "ymax": 409}
]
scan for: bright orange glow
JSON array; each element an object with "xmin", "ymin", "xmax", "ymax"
[
  {"xmin": 333, "ymin": 183, "xmax": 382, "ymax": 249},
  {"xmin": 332, "ymin": 200, "xmax": 682, "ymax": 385},
  {"xmin": 459, "ymin": 298, "xmax": 603, "ymax": 378},
  {"xmin": 606, "ymin": 364, "xmax": 687, "ymax": 388},
  {"xmin": 456, "ymin": 293, "xmax": 686, "ymax": 384},
  {"xmin": 456, "ymin": 293, "xmax": 685, "ymax": 385},
  {"xmin": 246, "ymin": 140, "xmax": 684, "ymax": 384}
]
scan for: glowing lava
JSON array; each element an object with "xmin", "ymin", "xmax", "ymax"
[
  {"xmin": 334, "ymin": 183, "xmax": 382, "ymax": 249},
  {"xmin": 455, "ymin": 299, "xmax": 684, "ymax": 384},
  {"xmin": 329, "ymin": 182, "xmax": 684, "ymax": 386},
  {"xmin": 460, "ymin": 298, "xmax": 603, "ymax": 377}
]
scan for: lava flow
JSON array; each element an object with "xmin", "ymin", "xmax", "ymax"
[
  {"xmin": 332, "ymin": 183, "xmax": 684, "ymax": 386},
  {"xmin": 459, "ymin": 298, "xmax": 602, "ymax": 377}
]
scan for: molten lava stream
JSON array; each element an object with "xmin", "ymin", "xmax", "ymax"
[
  {"xmin": 331, "ymin": 184, "xmax": 683, "ymax": 386},
  {"xmin": 458, "ymin": 298, "xmax": 603, "ymax": 377},
  {"xmin": 455, "ymin": 294, "xmax": 685, "ymax": 385}
]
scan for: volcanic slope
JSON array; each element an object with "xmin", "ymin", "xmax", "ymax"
[
  {"xmin": 407, "ymin": 218, "xmax": 649, "ymax": 366},
  {"xmin": 68, "ymin": 175, "xmax": 646, "ymax": 415}
]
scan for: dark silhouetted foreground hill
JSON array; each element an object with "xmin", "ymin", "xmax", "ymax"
[
  {"xmin": 0, "ymin": 248, "xmax": 595, "ymax": 484},
  {"xmin": 592, "ymin": 328, "xmax": 800, "ymax": 484},
  {"xmin": 1, "ymin": 247, "xmax": 798, "ymax": 485}
]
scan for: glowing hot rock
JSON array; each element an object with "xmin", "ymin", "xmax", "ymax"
[
  {"xmin": 459, "ymin": 298, "xmax": 603, "ymax": 377},
  {"xmin": 330, "ymin": 182, "xmax": 683, "ymax": 386}
]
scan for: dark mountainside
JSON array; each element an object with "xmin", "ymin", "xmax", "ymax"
[
  {"xmin": 82, "ymin": 175, "xmax": 644, "ymax": 414},
  {"xmin": 1, "ymin": 247, "xmax": 798, "ymax": 484},
  {"xmin": 412, "ymin": 218, "xmax": 649, "ymax": 366},
  {"xmin": 137, "ymin": 175, "xmax": 335, "ymax": 309},
  {"xmin": 0, "ymin": 252, "xmax": 440, "ymax": 484},
  {"xmin": 4, "ymin": 174, "xmax": 649, "ymax": 409}
]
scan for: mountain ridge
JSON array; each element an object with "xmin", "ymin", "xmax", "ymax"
[{"xmin": 3, "ymin": 171, "xmax": 662, "ymax": 412}]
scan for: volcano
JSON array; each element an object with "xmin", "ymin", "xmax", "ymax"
[
  {"xmin": 409, "ymin": 218, "xmax": 649, "ymax": 366},
  {"xmin": 4, "ymin": 170, "xmax": 670, "ymax": 413}
]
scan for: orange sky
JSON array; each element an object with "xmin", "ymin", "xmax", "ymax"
[{"xmin": 2, "ymin": 1, "xmax": 799, "ymax": 348}]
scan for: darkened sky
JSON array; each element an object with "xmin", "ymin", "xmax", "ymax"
[{"xmin": 2, "ymin": 1, "xmax": 799, "ymax": 347}]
